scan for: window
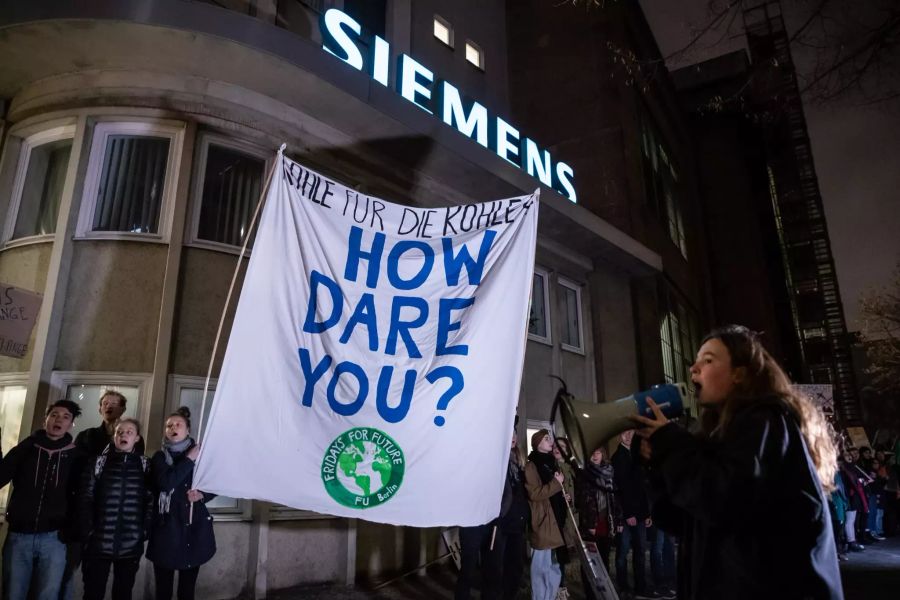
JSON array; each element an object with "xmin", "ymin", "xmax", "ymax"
[
  {"xmin": 0, "ymin": 376, "xmax": 27, "ymax": 511},
  {"xmin": 659, "ymin": 291, "xmax": 699, "ymax": 385},
  {"xmin": 433, "ymin": 16, "xmax": 453, "ymax": 47},
  {"xmin": 465, "ymin": 41, "xmax": 484, "ymax": 69},
  {"xmin": 4, "ymin": 125, "xmax": 75, "ymax": 242},
  {"xmin": 640, "ymin": 111, "xmax": 687, "ymax": 258},
  {"xmin": 77, "ymin": 121, "xmax": 184, "ymax": 240},
  {"xmin": 190, "ymin": 134, "xmax": 268, "ymax": 251},
  {"xmin": 559, "ymin": 277, "xmax": 583, "ymax": 353},
  {"xmin": 528, "ymin": 268, "xmax": 551, "ymax": 344},
  {"xmin": 170, "ymin": 376, "xmax": 249, "ymax": 518}
]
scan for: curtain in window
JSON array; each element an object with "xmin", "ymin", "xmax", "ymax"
[
  {"xmin": 13, "ymin": 140, "xmax": 72, "ymax": 239},
  {"xmin": 562, "ymin": 286, "xmax": 580, "ymax": 348},
  {"xmin": 197, "ymin": 145, "xmax": 265, "ymax": 247},
  {"xmin": 93, "ymin": 135, "xmax": 169, "ymax": 233}
]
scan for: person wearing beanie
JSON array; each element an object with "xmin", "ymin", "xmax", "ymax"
[{"xmin": 525, "ymin": 430, "xmax": 567, "ymax": 600}]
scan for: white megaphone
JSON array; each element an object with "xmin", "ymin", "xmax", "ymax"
[{"xmin": 550, "ymin": 378, "xmax": 694, "ymax": 468}]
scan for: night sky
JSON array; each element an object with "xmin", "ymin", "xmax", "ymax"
[{"xmin": 640, "ymin": 0, "xmax": 900, "ymax": 334}]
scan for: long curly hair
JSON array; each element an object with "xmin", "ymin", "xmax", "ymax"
[{"xmin": 699, "ymin": 325, "xmax": 838, "ymax": 493}]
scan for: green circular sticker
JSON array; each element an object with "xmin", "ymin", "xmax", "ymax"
[{"xmin": 321, "ymin": 427, "xmax": 405, "ymax": 509}]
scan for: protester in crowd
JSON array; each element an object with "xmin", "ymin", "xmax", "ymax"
[
  {"xmin": 552, "ymin": 437, "xmax": 576, "ymax": 599},
  {"xmin": 525, "ymin": 429, "xmax": 567, "ymax": 600},
  {"xmin": 0, "ymin": 400, "xmax": 83, "ymax": 600},
  {"xmin": 492, "ymin": 429, "xmax": 530, "ymax": 600},
  {"xmin": 61, "ymin": 390, "xmax": 146, "ymax": 600},
  {"xmin": 839, "ymin": 449, "xmax": 866, "ymax": 552},
  {"xmin": 575, "ymin": 444, "xmax": 617, "ymax": 600},
  {"xmin": 612, "ymin": 429, "xmax": 651, "ymax": 599},
  {"xmin": 79, "ymin": 418, "xmax": 153, "ymax": 600},
  {"xmin": 841, "ymin": 449, "xmax": 876, "ymax": 545},
  {"xmin": 455, "ymin": 428, "xmax": 529, "ymax": 600},
  {"xmin": 867, "ymin": 457, "xmax": 887, "ymax": 540},
  {"xmin": 74, "ymin": 391, "xmax": 144, "ymax": 456},
  {"xmin": 632, "ymin": 325, "xmax": 843, "ymax": 599},
  {"xmin": 859, "ymin": 447, "xmax": 873, "ymax": 471},
  {"xmin": 146, "ymin": 407, "xmax": 216, "ymax": 600},
  {"xmin": 830, "ymin": 459, "xmax": 850, "ymax": 561}
]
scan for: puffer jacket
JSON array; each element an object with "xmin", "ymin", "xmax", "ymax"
[
  {"xmin": 79, "ymin": 446, "xmax": 153, "ymax": 559},
  {"xmin": 0, "ymin": 430, "xmax": 81, "ymax": 533}
]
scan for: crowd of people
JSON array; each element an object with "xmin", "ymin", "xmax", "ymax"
[
  {"xmin": 456, "ymin": 325, "xmax": 854, "ymax": 600},
  {"xmin": 829, "ymin": 439, "xmax": 900, "ymax": 561},
  {"xmin": 4, "ymin": 323, "xmax": 886, "ymax": 600},
  {"xmin": 0, "ymin": 392, "xmax": 215, "ymax": 600}
]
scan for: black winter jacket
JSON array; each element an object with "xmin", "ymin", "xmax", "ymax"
[
  {"xmin": 611, "ymin": 443, "xmax": 650, "ymax": 522},
  {"xmin": 79, "ymin": 447, "xmax": 154, "ymax": 559},
  {"xmin": 0, "ymin": 430, "xmax": 82, "ymax": 533},
  {"xmin": 145, "ymin": 446, "xmax": 216, "ymax": 570},
  {"xmin": 648, "ymin": 400, "xmax": 843, "ymax": 600}
]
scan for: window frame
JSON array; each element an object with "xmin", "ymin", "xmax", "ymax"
[
  {"xmin": 558, "ymin": 276, "xmax": 584, "ymax": 355},
  {"xmin": 464, "ymin": 40, "xmax": 485, "ymax": 70},
  {"xmin": 76, "ymin": 119, "xmax": 184, "ymax": 243},
  {"xmin": 168, "ymin": 375, "xmax": 252, "ymax": 521},
  {"xmin": 186, "ymin": 132, "xmax": 272, "ymax": 256},
  {"xmin": 0, "ymin": 373, "xmax": 29, "ymax": 515},
  {"xmin": 3, "ymin": 123, "xmax": 77, "ymax": 247},
  {"xmin": 433, "ymin": 15, "xmax": 454, "ymax": 48},
  {"xmin": 528, "ymin": 267, "xmax": 552, "ymax": 346}
]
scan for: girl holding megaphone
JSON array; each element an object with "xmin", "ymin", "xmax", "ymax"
[{"xmin": 632, "ymin": 325, "xmax": 843, "ymax": 600}]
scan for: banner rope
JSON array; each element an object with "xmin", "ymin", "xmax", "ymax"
[{"xmin": 195, "ymin": 143, "xmax": 285, "ymax": 453}]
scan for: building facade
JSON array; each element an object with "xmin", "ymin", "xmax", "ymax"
[{"xmin": 0, "ymin": 1, "xmax": 710, "ymax": 596}]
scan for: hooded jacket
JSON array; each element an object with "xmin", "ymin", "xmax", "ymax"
[{"xmin": 0, "ymin": 430, "xmax": 81, "ymax": 533}]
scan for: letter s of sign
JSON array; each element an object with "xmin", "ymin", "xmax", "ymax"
[
  {"xmin": 3, "ymin": 287, "xmax": 13, "ymax": 306},
  {"xmin": 321, "ymin": 9, "xmax": 364, "ymax": 71}
]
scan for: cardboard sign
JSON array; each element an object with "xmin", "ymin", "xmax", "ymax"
[{"xmin": 0, "ymin": 283, "xmax": 43, "ymax": 359}]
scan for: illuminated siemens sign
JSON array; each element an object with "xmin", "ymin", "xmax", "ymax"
[{"xmin": 320, "ymin": 8, "xmax": 578, "ymax": 203}]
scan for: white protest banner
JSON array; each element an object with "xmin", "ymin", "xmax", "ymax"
[
  {"xmin": 194, "ymin": 151, "xmax": 539, "ymax": 526},
  {"xmin": 0, "ymin": 283, "xmax": 43, "ymax": 359}
]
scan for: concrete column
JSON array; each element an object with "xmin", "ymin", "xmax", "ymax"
[
  {"xmin": 144, "ymin": 122, "xmax": 196, "ymax": 451},
  {"xmin": 246, "ymin": 501, "xmax": 271, "ymax": 599},
  {"xmin": 21, "ymin": 114, "xmax": 89, "ymax": 434}
]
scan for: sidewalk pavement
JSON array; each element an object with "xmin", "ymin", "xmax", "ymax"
[
  {"xmin": 841, "ymin": 535, "xmax": 900, "ymax": 600},
  {"xmin": 273, "ymin": 536, "xmax": 900, "ymax": 600}
]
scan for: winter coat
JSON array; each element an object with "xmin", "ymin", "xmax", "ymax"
[
  {"xmin": 611, "ymin": 442, "xmax": 650, "ymax": 522},
  {"xmin": 0, "ymin": 430, "xmax": 82, "ymax": 533},
  {"xmin": 79, "ymin": 446, "xmax": 154, "ymax": 559},
  {"xmin": 830, "ymin": 471, "xmax": 849, "ymax": 525},
  {"xmin": 145, "ymin": 446, "xmax": 216, "ymax": 570},
  {"xmin": 576, "ymin": 463, "xmax": 616, "ymax": 539},
  {"xmin": 839, "ymin": 462, "xmax": 869, "ymax": 513},
  {"xmin": 648, "ymin": 399, "xmax": 843, "ymax": 600},
  {"xmin": 524, "ymin": 458, "xmax": 564, "ymax": 550},
  {"xmin": 498, "ymin": 454, "xmax": 529, "ymax": 534}
]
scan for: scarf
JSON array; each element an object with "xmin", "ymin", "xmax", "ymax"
[
  {"xmin": 528, "ymin": 450, "xmax": 567, "ymax": 529},
  {"xmin": 158, "ymin": 437, "xmax": 194, "ymax": 514},
  {"xmin": 586, "ymin": 461, "xmax": 614, "ymax": 492}
]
